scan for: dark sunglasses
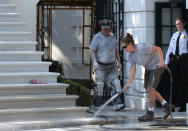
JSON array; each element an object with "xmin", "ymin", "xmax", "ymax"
[{"xmin": 122, "ymin": 45, "xmax": 128, "ymax": 49}]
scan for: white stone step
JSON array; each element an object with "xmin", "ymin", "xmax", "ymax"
[
  {"xmin": 0, "ymin": 72, "xmax": 59, "ymax": 84},
  {"xmin": 0, "ymin": 4, "xmax": 16, "ymax": 13},
  {"xmin": 0, "ymin": 13, "xmax": 21, "ymax": 22},
  {"xmin": 0, "ymin": 31, "xmax": 32, "ymax": 41},
  {"xmin": 0, "ymin": 41, "xmax": 37, "ymax": 51},
  {"xmin": 0, "ymin": 62, "xmax": 51, "ymax": 73},
  {"xmin": 3, "ymin": 117, "xmax": 98, "ymax": 131},
  {"xmin": 0, "ymin": 83, "xmax": 68, "ymax": 96},
  {"xmin": 0, "ymin": 0, "xmax": 10, "ymax": 4},
  {"xmin": 0, "ymin": 94, "xmax": 78, "ymax": 109},
  {"xmin": 0, "ymin": 107, "xmax": 89, "ymax": 121},
  {"xmin": 0, "ymin": 51, "xmax": 43, "ymax": 61},
  {"xmin": 0, "ymin": 22, "xmax": 26, "ymax": 31}
]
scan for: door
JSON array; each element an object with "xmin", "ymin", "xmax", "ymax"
[{"xmin": 155, "ymin": 2, "xmax": 187, "ymax": 102}]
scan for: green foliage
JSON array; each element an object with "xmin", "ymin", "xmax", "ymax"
[
  {"xmin": 49, "ymin": 60, "xmax": 63, "ymax": 75},
  {"xmin": 57, "ymin": 76, "xmax": 91, "ymax": 107}
]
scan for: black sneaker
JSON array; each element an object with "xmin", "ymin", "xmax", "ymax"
[{"xmin": 138, "ymin": 110, "xmax": 154, "ymax": 121}]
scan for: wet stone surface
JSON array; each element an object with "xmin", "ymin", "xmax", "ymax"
[
  {"xmin": 26, "ymin": 106, "xmax": 188, "ymax": 131},
  {"xmin": 27, "ymin": 117, "xmax": 188, "ymax": 131}
]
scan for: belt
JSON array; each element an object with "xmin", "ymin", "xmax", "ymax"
[
  {"xmin": 171, "ymin": 54, "xmax": 187, "ymax": 60},
  {"xmin": 97, "ymin": 62, "xmax": 115, "ymax": 65},
  {"xmin": 169, "ymin": 53, "xmax": 188, "ymax": 61},
  {"xmin": 176, "ymin": 55, "xmax": 180, "ymax": 59}
]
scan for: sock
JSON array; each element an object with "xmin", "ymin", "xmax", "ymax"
[
  {"xmin": 161, "ymin": 100, "xmax": 167, "ymax": 106},
  {"xmin": 148, "ymin": 107, "xmax": 154, "ymax": 111}
]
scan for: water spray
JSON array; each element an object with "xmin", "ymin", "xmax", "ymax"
[{"xmin": 93, "ymin": 91, "xmax": 124, "ymax": 118}]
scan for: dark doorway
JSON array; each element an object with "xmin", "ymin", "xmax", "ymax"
[
  {"xmin": 155, "ymin": 2, "xmax": 187, "ymax": 54},
  {"xmin": 155, "ymin": 1, "xmax": 188, "ymax": 102}
]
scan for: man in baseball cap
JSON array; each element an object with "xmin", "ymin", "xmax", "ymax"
[
  {"xmin": 89, "ymin": 19, "xmax": 125, "ymax": 111},
  {"xmin": 99, "ymin": 19, "xmax": 112, "ymax": 29}
]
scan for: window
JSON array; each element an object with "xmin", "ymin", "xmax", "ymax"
[
  {"xmin": 155, "ymin": 2, "xmax": 186, "ymax": 55},
  {"xmin": 155, "ymin": 2, "xmax": 186, "ymax": 102}
]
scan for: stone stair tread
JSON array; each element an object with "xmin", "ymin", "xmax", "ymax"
[
  {"xmin": 0, "ymin": 4, "xmax": 16, "ymax": 7},
  {"xmin": 0, "ymin": 83, "xmax": 68, "ymax": 89},
  {"xmin": 0, "ymin": 106, "xmax": 89, "ymax": 114},
  {"xmin": 0, "ymin": 61, "xmax": 50, "ymax": 63},
  {"xmin": 29, "ymin": 117, "xmax": 94, "ymax": 123},
  {"xmin": 0, "ymin": 72, "xmax": 59, "ymax": 84},
  {"xmin": 0, "ymin": 13, "xmax": 20, "ymax": 16},
  {"xmin": 0, "ymin": 117, "xmax": 93, "ymax": 124},
  {"xmin": 0, "ymin": 94, "xmax": 78, "ymax": 101},
  {"xmin": 0, "ymin": 83, "xmax": 68, "ymax": 97},
  {"xmin": 0, "ymin": 31, "xmax": 31, "ymax": 34},
  {"xmin": 0, "ymin": 72, "xmax": 59, "ymax": 76},
  {"xmin": 0, "ymin": 22, "xmax": 25, "ymax": 25},
  {"xmin": 0, "ymin": 117, "xmax": 98, "ymax": 130},
  {"xmin": 0, "ymin": 61, "xmax": 51, "ymax": 65},
  {"xmin": 0, "ymin": 41, "xmax": 37, "ymax": 44},
  {"xmin": 0, "ymin": 51, "xmax": 44, "ymax": 54}
]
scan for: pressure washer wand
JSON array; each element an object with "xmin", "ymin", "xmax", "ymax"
[{"xmin": 93, "ymin": 91, "xmax": 124, "ymax": 118}]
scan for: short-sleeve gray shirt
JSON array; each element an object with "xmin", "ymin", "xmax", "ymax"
[
  {"xmin": 89, "ymin": 32, "xmax": 118, "ymax": 63},
  {"xmin": 128, "ymin": 44, "xmax": 159, "ymax": 70}
]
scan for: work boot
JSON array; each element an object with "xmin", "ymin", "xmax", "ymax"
[
  {"xmin": 138, "ymin": 110, "xmax": 154, "ymax": 121},
  {"xmin": 162, "ymin": 103, "xmax": 174, "ymax": 119},
  {"xmin": 113, "ymin": 104, "xmax": 125, "ymax": 111}
]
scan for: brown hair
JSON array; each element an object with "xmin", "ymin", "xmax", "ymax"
[
  {"xmin": 121, "ymin": 33, "xmax": 135, "ymax": 45},
  {"xmin": 176, "ymin": 17, "xmax": 186, "ymax": 25}
]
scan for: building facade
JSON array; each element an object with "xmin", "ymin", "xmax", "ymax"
[
  {"xmin": 10, "ymin": 0, "xmax": 187, "ymax": 109},
  {"xmin": 38, "ymin": 0, "xmax": 187, "ymax": 109}
]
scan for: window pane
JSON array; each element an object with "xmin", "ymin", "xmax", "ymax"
[
  {"xmin": 162, "ymin": 27, "xmax": 171, "ymax": 45},
  {"xmin": 172, "ymin": 8, "xmax": 182, "ymax": 26},
  {"xmin": 162, "ymin": 8, "xmax": 171, "ymax": 26},
  {"xmin": 84, "ymin": 27, "xmax": 91, "ymax": 47},
  {"xmin": 172, "ymin": 27, "xmax": 177, "ymax": 34}
]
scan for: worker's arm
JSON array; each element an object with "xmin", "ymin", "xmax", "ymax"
[
  {"xmin": 123, "ymin": 64, "xmax": 136, "ymax": 92},
  {"xmin": 152, "ymin": 46, "xmax": 164, "ymax": 68},
  {"xmin": 90, "ymin": 49, "xmax": 97, "ymax": 71}
]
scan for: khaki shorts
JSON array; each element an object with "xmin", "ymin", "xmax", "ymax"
[{"xmin": 144, "ymin": 67, "xmax": 164, "ymax": 89}]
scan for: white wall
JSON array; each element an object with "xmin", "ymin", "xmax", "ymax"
[
  {"xmin": 9, "ymin": 0, "xmax": 90, "ymax": 79},
  {"xmin": 1, "ymin": 0, "xmax": 11, "ymax": 4},
  {"xmin": 11, "ymin": 0, "xmax": 40, "ymax": 41},
  {"xmin": 124, "ymin": 0, "xmax": 169, "ymax": 110},
  {"xmin": 51, "ymin": 10, "xmax": 90, "ymax": 79}
]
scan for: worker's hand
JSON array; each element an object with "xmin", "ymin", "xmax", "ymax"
[
  {"xmin": 123, "ymin": 85, "xmax": 129, "ymax": 93},
  {"xmin": 164, "ymin": 64, "xmax": 169, "ymax": 70},
  {"xmin": 117, "ymin": 63, "xmax": 121, "ymax": 72},
  {"xmin": 158, "ymin": 61, "xmax": 164, "ymax": 68}
]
